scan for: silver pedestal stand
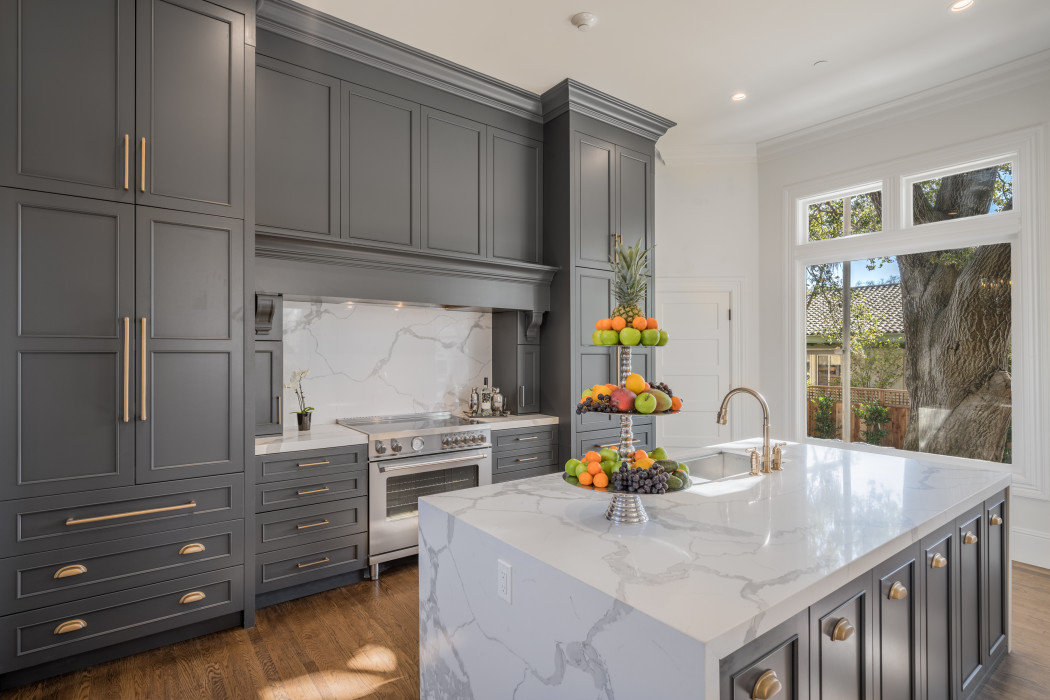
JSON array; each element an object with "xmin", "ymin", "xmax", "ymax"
[{"xmin": 605, "ymin": 345, "xmax": 648, "ymax": 524}]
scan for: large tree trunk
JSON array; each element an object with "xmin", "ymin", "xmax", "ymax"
[{"xmin": 900, "ymin": 169, "xmax": 1011, "ymax": 461}]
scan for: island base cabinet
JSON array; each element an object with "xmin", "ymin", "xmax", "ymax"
[
  {"xmin": 809, "ymin": 574, "xmax": 872, "ymax": 700},
  {"xmin": 985, "ymin": 491, "xmax": 1008, "ymax": 663},
  {"xmin": 957, "ymin": 505, "xmax": 984, "ymax": 697},
  {"xmin": 874, "ymin": 543, "xmax": 921, "ymax": 700},
  {"xmin": 921, "ymin": 523, "xmax": 956, "ymax": 700},
  {"xmin": 721, "ymin": 611, "xmax": 808, "ymax": 700}
]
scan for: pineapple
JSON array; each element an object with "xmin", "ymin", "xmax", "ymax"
[{"xmin": 610, "ymin": 238, "xmax": 651, "ymax": 325}]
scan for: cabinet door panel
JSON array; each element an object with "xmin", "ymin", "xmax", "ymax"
[
  {"xmin": 421, "ymin": 108, "xmax": 484, "ymax": 256},
  {"xmin": 254, "ymin": 344, "xmax": 282, "ymax": 436},
  {"xmin": 489, "ymin": 129, "xmax": 541, "ymax": 263},
  {"xmin": 957, "ymin": 508, "xmax": 984, "ymax": 694},
  {"xmin": 575, "ymin": 133, "xmax": 615, "ymax": 267},
  {"xmin": 810, "ymin": 574, "xmax": 871, "ymax": 700},
  {"xmin": 0, "ymin": 0, "xmax": 135, "ymax": 201},
  {"xmin": 721, "ymin": 611, "xmax": 808, "ymax": 700},
  {"xmin": 921, "ymin": 526, "xmax": 955, "ymax": 700},
  {"xmin": 0, "ymin": 189, "xmax": 135, "ymax": 500},
  {"xmin": 136, "ymin": 208, "xmax": 243, "ymax": 482},
  {"xmin": 875, "ymin": 545, "xmax": 919, "ymax": 700},
  {"xmin": 616, "ymin": 146, "xmax": 651, "ymax": 253},
  {"xmin": 255, "ymin": 57, "xmax": 339, "ymax": 239},
  {"xmin": 136, "ymin": 0, "xmax": 244, "ymax": 217},
  {"xmin": 516, "ymin": 345, "xmax": 540, "ymax": 414},
  {"xmin": 342, "ymin": 83, "xmax": 419, "ymax": 248},
  {"xmin": 577, "ymin": 351, "xmax": 615, "ymax": 429},
  {"xmin": 578, "ymin": 270, "xmax": 613, "ymax": 346},
  {"xmin": 985, "ymin": 493, "xmax": 1007, "ymax": 659}
]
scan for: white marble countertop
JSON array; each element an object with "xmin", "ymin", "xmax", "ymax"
[
  {"xmin": 254, "ymin": 423, "xmax": 367, "ymax": 455},
  {"xmin": 420, "ymin": 440, "xmax": 1010, "ymax": 657}
]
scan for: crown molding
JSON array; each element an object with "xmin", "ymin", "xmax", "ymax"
[
  {"xmin": 256, "ymin": 0, "xmax": 544, "ymax": 122},
  {"xmin": 541, "ymin": 79, "xmax": 676, "ymax": 142},
  {"xmin": 758, "ymin": 49, "xmax": 1050, "ymax": 162}
]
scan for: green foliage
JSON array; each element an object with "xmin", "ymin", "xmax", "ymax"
[
  {"xmin": 854, "ymin": 401, "xmax": 891, "ymax": 445},
  {"xmin": 811, "ymin": 395, "xmax": 839, "ymax": 439},
  {"xmin": 851, "ymin": 347, "xmax": 905, "ymax": 390}
]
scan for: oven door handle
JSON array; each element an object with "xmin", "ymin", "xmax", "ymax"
[{"xmin": 377, "ymin": 452, "xmax": 489, "ymax": 473}]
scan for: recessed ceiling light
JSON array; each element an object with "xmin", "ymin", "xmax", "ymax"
[
  {"xmin": 571, "ymin": 12, "xmax": 598, "ymax": 31},
  {"xmin": 731, "ymin": 92, "xmax": 747, "ymax": 102},
  {"xmin": 949, "ymin": 0, "xmax": 973, "ymax": 11}
]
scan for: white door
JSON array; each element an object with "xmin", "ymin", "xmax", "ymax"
[{"xmin": 654, "ymin": 289, "xmax": 732, "ymax": 453}]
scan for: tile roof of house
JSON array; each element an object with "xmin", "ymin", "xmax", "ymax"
[{"xmin": 806, "ymin": 282, "xmax": 904, "ymax": 336}]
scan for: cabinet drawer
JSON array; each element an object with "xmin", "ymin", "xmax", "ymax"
[
  {"xmin": 256, "ymin": 533, "xmax": 367, "ymax": 595},
  {"xmin": 574, "ymin": 423, "xmax": 653, "ymax": 458},
  {"xmin": 494, "ymin": 446, "xmax": 557, "ymax": 475},
  {"xmin": 0, "ymin": 521, "xmax": 243, "ymax": 616},
  {"xmin": 0, "ymin": 475, "xmax": 242, "ymax": 558},
  {"xmin": 256, "ymin": 498, "xmax": 367, "ymax": 553},
  {"xmin": 492, "ymin": 425, "xmax": 556, "ymax": 452},
  {"xmin": 256, "ymin": 470, "xmax": 367, "ymax": 513},
  {"xmin": 492, "ymin": 464, "xmax": 560, "ymax": 484},
  {"xmin": 0, "ymin": 566, "xmax": 243, "ymax": 672},
  {"xmin": 256, "ymin": 446, "xmax": 366, "ymax": 483}
]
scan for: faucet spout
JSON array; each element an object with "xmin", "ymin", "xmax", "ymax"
[{"xmin": 716, "ymin": 387, "xmax": 773, "ymax": 473}]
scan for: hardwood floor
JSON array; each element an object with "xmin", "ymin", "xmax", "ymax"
[{"xmin": 1, "ymin": 561, "xmax": 1046, "ymax": 699}]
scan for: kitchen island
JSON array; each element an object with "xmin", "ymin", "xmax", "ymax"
[{"xmin": 418, "ymin": 441, "xmax": 1011, "ymax": 699}]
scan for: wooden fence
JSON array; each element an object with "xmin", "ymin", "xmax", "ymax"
[{"xmin": 806, "ymin": 386, "xmax": 910, "ymax": 449}]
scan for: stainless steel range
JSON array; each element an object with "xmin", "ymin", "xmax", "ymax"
[{"xmin": 337, "ymin": 412, "xmax": 492, "ymax": 579}]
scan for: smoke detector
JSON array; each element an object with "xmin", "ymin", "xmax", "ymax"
[{"xmin": 571, "ymin": 12, "xmax": 598, "ymax": 31}]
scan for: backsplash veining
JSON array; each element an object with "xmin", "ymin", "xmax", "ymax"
[{"xmin": 282, "ymin": 300, "xmax": 492, "ymax": 425}]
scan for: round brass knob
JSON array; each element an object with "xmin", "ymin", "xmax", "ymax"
[
  {"xmin": 964, "ymin": 531, "xmax": 978, "ymax": 545},
  {"xmin": 930, "ymin": 553, "xmax": 948, "ymax": 569},
  {"xmin": 831, "ymin": 618, "xmax": 855, "ymax": 642},
  {"xmin": 888, "ymin": 581, "xmax": 908, "ymax": 600},
  {"xmin": 991, "ymin": 514, "xmax": 1003, "ymax": 526},
  {"xmin": 751, "ymin": 669, "xmax": 783, "ymax": 699}
]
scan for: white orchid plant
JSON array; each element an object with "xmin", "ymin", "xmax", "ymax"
[{"xmin": 285, "ymin": 370, "xmax": 314, "ymax": 415}]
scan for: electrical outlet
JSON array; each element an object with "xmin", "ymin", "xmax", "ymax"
[{"xmin": 497, "ymin": 559, "xmax": 512, "ymax": 603}]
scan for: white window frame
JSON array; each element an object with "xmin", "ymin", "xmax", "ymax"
[{"xmin": 784, "ymin": 126, "xmax": 1047, "ymax": 501}]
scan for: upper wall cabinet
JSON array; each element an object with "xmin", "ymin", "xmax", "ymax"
[
  {"xmin": 342, "ymin": 82, "xmax": 420, "ymax": 250},
  {"xmin": 489, "ymin": 129, "xmax": 542, "ymax": 264},
  {"xmin": 575, "ymin": 133, "xmax": 616, "ymax": 268},
  {"xmin": 136, "ymin": 0, "xmax": 244, "ymax": 218},
  {"xmin": 421, "ymin": 108, "xmax": 485, "ymax": 257},
  {"xmin": 617, "ymin": 146, "xmax": 651, "ymax": 253},
  {"xmin": 0, "ymin": 0, "xmax": 136, "ymax": 203},
  {"xmin": 255, "ymin": 57, "xmax": 339, "ymax": 240}
]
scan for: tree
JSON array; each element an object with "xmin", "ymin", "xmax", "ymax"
[
  {"xmin": 811, "ymin": 395, "xmax": 838, "ymax": 439},
  {"xmin": 854, "ymin": 401, "xmax": 891, "ymax": 445}
]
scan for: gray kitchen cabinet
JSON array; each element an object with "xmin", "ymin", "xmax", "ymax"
[
  {"xmin": 255, "ymin": 533, "xmax": 367, "ymax": 595},
  {"xmin": 421, "ymin": 108, "xmax": 485, "ymax": 257},
  {"xmin": 489, "ymin": 128, "xmax": 542, "ymax": 264},
  {"xmin": 0, "ymin": 0, "xmax": 136, "ymax": 203},
  {"xmin": 342, "ymin": 82, "xmax": 420, "ymax": 249},
  {"xmin": 255, "ymin": 56, "xmax": 340, "ymax": 240},
  {"xmin": 136, "ymin": 0, "xmax": 245, "ymax": 218},
  {"xmin": 616, "ymin": 145, "xmax": 651, "ymax": 253},
  {"xmin": 985, "ymin": 491, "xmax": 1007, "ymax": 663},
  {"xmin": 809, "ymin": 573, "xmax": 872, "ymax": 700},
  {"xmin": 921, "ymin": 522, "xmax": 956, "ymax": 700},
  {"xmin": 874, "ymin": 543, "xmax": 921, "ymax": 700},
  {"xmin": 254, "ymin": 344, "xmax": 283, "ymax": 436},
  {"xmin": 492, "ymin": 311, "xmax": 542, "ymax": 415},
  {"xmin": 956, "ymin": 504, "xmax": 984, "ymax": 697},
  {"xmin": 135, "ymin": 207, "xmax": 244, "ymax": 483},
  {"xmin": 575, "ymin": 423, "xmax": 653, "ymax": 458},
  {"xmin": 490, "ymin": 425, "xmax": 560, "ymax": 483},
  {"xmin": 516, "ymin": 346, "xmax": 541, "ymax": 414},
  {"xmin": 721, "ymin": 611, "xmax": 808, "ymax": 700},
  {"xmin": 575, "ymin": 132, "xmax": 616, "ymax": 268},
  {"xmin": 0, "ymin": 188, "xmax": 136, "ymax": 500}
]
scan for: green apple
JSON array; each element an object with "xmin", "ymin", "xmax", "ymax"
[
  {"xmin": 566, "ymin": 475, "xmax": 579, "ymax": 485},
  {"xmin": 641, "ymin": 329, "xmax": 660, "ymax": 346},
  {"xmin": 565, "ymin": 458, "xmax": 583, "ymax": 475},
  {"xmin": 657, "ymin": 330, "xmax": 669, "ymax": 346},
  {"xmin": 649, "ymin": 447, "xmax": 669, "ymax": 461},
  {"xmin": 599, "ymin": 447, "xmax": 619, "ymax": 462},
  {"xmin": 592, "ymin": 330, "xmax": 604, "ymax": 346},
  {"xmin": 634, "ymin": 392, "xmax": 657, "ymax": 414},
  {"xmin": 600, "ymin": 459, "xmax": 616, "ymax": 475},
  {"xmin": 599, "ymin": 329, "xmax": 620, "ymax": 345},
  {"xmin": 581, "ymin": 389, "xmax": 593, "ymax": 401},
  {"xmin": 619, "ymin": 327, "xmax": 642, "ymax": 346},
  {"xmin": 574, "ymin": 461, "xmax": 591, "ymax": 477}
]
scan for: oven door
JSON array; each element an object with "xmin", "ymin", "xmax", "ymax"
[{"xmin": 368, "ymin": 449, "xmax": 492, "ymax": 561}]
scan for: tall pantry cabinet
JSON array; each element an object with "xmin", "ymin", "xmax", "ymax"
[{"xmin": 0, "ymin": 0, "xmax": 252, "ymax": 683}]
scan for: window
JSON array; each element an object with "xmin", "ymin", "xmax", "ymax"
[
  {"xmin": 912, "ymin": 161, "xmax": 1012, "ymax": 225},
  {"xmin": 807, "ymin": 188, "xmax": 882, "ymax": 241}
]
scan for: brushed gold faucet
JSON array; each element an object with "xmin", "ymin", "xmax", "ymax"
[{"xmin": 716, "ymin": 387, "xmax": 780, "ymax": 474}]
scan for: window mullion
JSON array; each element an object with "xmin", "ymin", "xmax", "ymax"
[{"xmin": 841, "ymin": 197, "xmax": 852, "ymax": 443}]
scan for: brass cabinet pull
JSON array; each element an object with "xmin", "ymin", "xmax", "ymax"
[
  {"xmin": 123, "ymin": 134, "xmax": 129, "ymax": 190},
  {"xmin": 297, "ymin": 460, "xmax": 330, "ymax": 468},
  {"xmin": 140, "ymin": 317, "xmax": 147, "ymax": 421},
  {"xmin": 516, "ymin": 457, "xmax": 538, "ymax": 462},
  {"xmin": 831, "ymin": 618, "xmax": 855, "ymax": 642},
  {"xmin": 277, "ymin": 395, "xmax": 281, "ymax": 424},
  {"xmin": 66, "ymin": 501, "xmax": 196, "ymax": 526},
  {"xmin": 931, "ymin": 553, "xmax": 948, "ymax": 569},
  {"xmin": 140, "ymin": 137, "xmax": 146, "ymax": 192},
  {"xmin": 297, "ymin": 557, "xmax": 330, "ymax": 569},
  {"xmin": 53, "ymin": 619, "xmax": 87, "ymax": 635},
  {"xmin": 53, "ymin": 564, "xmax": 88, "ymax": 579},
  {"xmin": 599, "ymin": 440, "xmax": 636, "ymax": 448},
  {"xmin": 751, "ymin": 669, "xmax": 783, "ymax": 699},
  {"xmin": 991, "ymin": 514, "xmax": 1003, "ymax": 526},
  {"xmin": 179, "ymin": 543, "xmax": 206, "ymax": 555},
  {"xmin": 296, "ymin": 486, "xmax": 330, "ymax": 496},
  {"xmin": 296, "ymin": 519, "xmax": 329, "ymax": 530},
  {"xmin": 516, "ymin": 436, "xmax": 539, "ymax": 441},
  {"xmin": 520, "ymin": 385, "xmax": 525, "ymax": 407},
  {"xmin": 888, "ymin": 581, "xmax": 908, "ymax": 600},
  {"xmin": 179, "ymin": 591, "xmax": 205, "ymax": 605},
  {"xmin": 122, "ymin": 317, "xmax": 130, "ymax": 423},
  {"xmin": 964, "ymin": 531, "xmax": 978, "ymax": 545}
]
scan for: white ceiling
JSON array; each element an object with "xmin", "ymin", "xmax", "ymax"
[{"xmin": 295, "ymin": 0, "xmax": 1050, "ymax": 156}]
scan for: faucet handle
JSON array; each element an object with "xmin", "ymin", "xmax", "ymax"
[
  {"xmin": 772, "ymin": 442, "xmax": 787, "ymax": 471},
  {"xmin": 745, "ymin": 448, "xmax": 761, "ymax": 476}
]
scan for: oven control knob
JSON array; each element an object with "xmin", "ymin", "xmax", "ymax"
[
  {"xmin": 375, "ymin": 440, "xmax": 387, "ymax": 455},
  {"xmin": 454, "ymin": 437, "xmax": 463, "ymax": 446},
  {"xmin": 412, "ymin": 437, "xmax": 424, "ymax": 451},
  {"xmin": 390, "ymin": 439, "xmax": 402, "ymax": 453},
  {"xmin": 441, "ymin": 437, "xmax": 450, "ymax": 448},
  {"xmin": 469, "ymin": 435, "xmax": 478, "ymax": 444}
]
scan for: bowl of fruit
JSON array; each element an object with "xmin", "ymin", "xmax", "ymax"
[
  {"xmin": 577, "ymin": 374, "xmax": 683, "ymax": 416},
  {"xmin": 563, "ymin": 448, "xmax": 691, "ymax": 494}
]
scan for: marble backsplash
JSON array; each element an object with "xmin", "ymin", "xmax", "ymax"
[{"xmin": 282, "ymin": 300, "xmax": 492, "ymax": 425}]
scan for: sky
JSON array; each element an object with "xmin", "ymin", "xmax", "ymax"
[{"xmin": 850, "ymin": 257, "xmax": 899, "ymax": 286}]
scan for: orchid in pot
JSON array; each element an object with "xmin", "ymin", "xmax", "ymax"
[{"xmin": 285, "ymin": 370, "xmax": 315, "ymax": 431}]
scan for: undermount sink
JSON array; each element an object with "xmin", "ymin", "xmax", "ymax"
[{"xmin": 682, "ymin": 451, "xmax": 754, "ymax": 481}]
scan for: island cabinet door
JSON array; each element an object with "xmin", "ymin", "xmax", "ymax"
[
  {"xmin": 808, "ymin": 573, "xmax": 873, "ymax": 700},
  {"xmin": 956, "ymin": 504, "xmax": 984, "ymax": 697},
  {"xmin": 920, "ymin": 523, "xmax": 956, "ymax": 700},
  {"xmin": 720, "ymin": 611, "xmax": 809, "ymax": 700},
  {"xmin": 984, "ymin": 491, "xmax": 1008, "ymax": 662},
  {"xmin": 873, "ymin": 543, "xmax": 921, "ymax": 700}
]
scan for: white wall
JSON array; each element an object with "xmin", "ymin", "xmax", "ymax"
[{"xmin": 756, "ymin": 62, "xmax": 1050, "ymax": 566}]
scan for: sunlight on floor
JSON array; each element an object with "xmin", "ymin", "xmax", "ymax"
[
  {"xmin": 255, "ymin": 643, "xmax": 402, "ymax": 699},
  {"xmin": 346, "ymin": 643, "xmax": 399, "ymax": 673}
]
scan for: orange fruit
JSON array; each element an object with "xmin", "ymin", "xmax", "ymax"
[
  {"xmin": 592, "ymin": 472, "xmax": 609, "ymax": 488},
  {"xmin": 605, "ymin": 383, "xmax": 617, "ymax": 391},
  {"xmin": 587, "ymin": 462, "xmax": 602, "ymax": 476},
  {"xmin": 591, "ymin": 384, "xmax": 609, "ymax": 398},
  {"xmin": 611, "ymin": 316, "xmax": 627, "ymax": 332},
  {"xmin": 632, "ymin": 316, "xmax": 648, "ymax": 330},
  {"xmin": 596, "ymin": 318, "xmax": 613, "ymax": 331},
  {"xmin": 632, "ymin": 449, "xmax": 648, "ymax": 461},
  {"xmin": 646, "ymin": 318, "xmax": 658, "ymax": 330},
  {"xmin": 624, "ymin": 372, "xmax": 646, "ymax": 394},
  {"xmin": 578, "ymin": 471, "xmax": 594, "ymax": 486},
  {"xmin": 584, "ymin": 451, "xmax": 601, "ymax": 463},
  {"xmin": 671, "ymin": 396, "xmax": 683, "ymax": 411},
  {"xmin": 634, "ymin": 457, "xmax": 655, "ymax": 470}
]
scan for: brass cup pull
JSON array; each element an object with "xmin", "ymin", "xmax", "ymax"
[
  {"xmin": 66, "ymin": 501, "xmax": 196, "ymax": 526},
  {"xmin": 931, "ymin": 553, "xmax": 948, "ymax": 569},
  {"xmin": 991, "ymin": 514, "xmax": 1004, "ymax": 526},
  {"xmin": 297, "ymin": 557, "xmax": 330, "ymax": 569},
  {"xmin": 296, "ymin": 486, "xmax": 330, "ymax": 496},
  {"xmin": 831, "ymin": 618, "xmax": 855, "ymax": 642},
  {"xmin": 751, "ymin": 669, "xmax": 783, "ymax": 699},
  {"xmin": 54, "ymin": 619, "xmax": 87, "ymax": 635},
  {"xmin": 516, "ymin": 457, "xmax": 538, "ymax": 462},
  {"xmin": 964, "ymin": 531, "xmax": 978, "ymax": 545},
  {"xmin": 297, "ymin": 519, "xmax": 330, "ymax": 530},
  {"xmin": 297, "ymin": 460, "xmax": 330, "ymax": 468},
  {"xmin": 123, "ymin": 317, "xmax": 130, "ymax": 423},
  {"xmin": 179, "ymin": 591, "xmax": 206, "ymax": 605},
  {"xmin": 179, "ymin": 543, "xmax": 206, "ymax": 556},
  {"xmin": 888, "ymin": 581, "xmax": 908, "ymax": 600},
  {"xmin": 53, "ymin": 564, "xmax": 88, "ymax": 579}
]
